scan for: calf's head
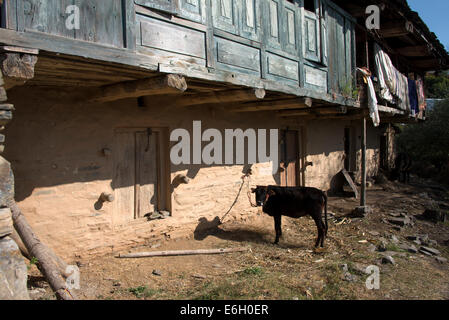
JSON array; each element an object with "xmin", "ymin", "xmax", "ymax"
[{"xmin": 251, "ymin": 186, "xmax": 275, "ymax": 206}]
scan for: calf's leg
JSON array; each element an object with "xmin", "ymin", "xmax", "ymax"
[
  {"xmin": 313, "ymin": 217, "xmax": 326, "ymax": 248},
  {"xmin": 273, "ymin": 215, "xmax": 282, "ymax": 244},
  {"xmin": 320, "ymin": 219, "xmax": 326, "ymax": 247}
]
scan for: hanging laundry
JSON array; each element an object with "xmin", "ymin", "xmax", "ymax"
[
  {"xmin": 416, "ymin": 76, "xmax": 427, "ymax": 111},
  {"xmin": 358, "ymin": 67, "xmax": 380, "ymax": 127},
  {"xmin": 408, "ymin": 79, "xmax": 419, "ymax": 116},
  {"xmin": 373, "ymin": 43, "xmax": 410, "ymax": 112},
  {"xmin": 374, "ymin": 44, "xmax": 394, "ymax": 103}
]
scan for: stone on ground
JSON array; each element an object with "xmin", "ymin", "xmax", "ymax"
[
  {"xmin": 419, "ymin": 246, "xmax": 441, "ymax": 256},
  {"xmin": 435, "ymin": 257, "xmax": 447, "ymax": 264},
  {"xmin": 0, "ymin": 237, "xmax": 30, "ymax": 300},
  {"xmin": 382, "ymin": 256, "xmax": 396, "ymax": 265}
]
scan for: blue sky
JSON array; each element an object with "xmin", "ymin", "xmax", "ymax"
[{"xmin": 407, "ymin": 0, "xmax": 449, "ymax": 51}]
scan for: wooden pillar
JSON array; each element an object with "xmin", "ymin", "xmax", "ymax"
[{"xmin": 360, "ymin": 116, "xmax": 367, "ymax": 207}]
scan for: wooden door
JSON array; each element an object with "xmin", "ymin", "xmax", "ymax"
[
  {"xmin": 113, "ymin": 129, "xmax": 160, "ymax": 224},
  {"xmin": 113, "ymin": 131, "xmax": 136, "ymax": 225},
  {"xmin": 280, "ymin": 130, "xmax": 299, "ymax": 187}
]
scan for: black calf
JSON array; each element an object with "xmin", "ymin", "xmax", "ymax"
[{"xmin": 252, "ymin": 186, "xmax": 328, "ymax": 248}]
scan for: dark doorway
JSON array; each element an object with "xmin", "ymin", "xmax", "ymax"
[
  {"xmin": 380, "ymin": 134, "xmax": 388, "ymax": 170},
  {"xmin": 344, "ymin": 127, "xmax": 351, "ymax": 171},
  {"xmin": 344, "ymin": 126, "xmax": 356, "ymax": 173}
]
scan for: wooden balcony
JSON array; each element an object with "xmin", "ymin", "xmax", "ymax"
[{"xmin": 0, "ymin": 0, "xmax": 360, "ymax": 110}]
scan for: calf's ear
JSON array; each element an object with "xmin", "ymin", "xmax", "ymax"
[
  {"xmin": 251, "ymin": 188, "xmax": 257, "ymax": 193},
  {"xmin": 268, "ymin": 190, "xmax": 276, "ymax": 196}
]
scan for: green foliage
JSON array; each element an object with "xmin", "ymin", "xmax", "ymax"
[
  {"xmin": 128, "ymin": 286, "xmax": 161, "ymax": 299},
  {"xmin": 341, "ymin": 77, "xmax": 359, "ymax": 100},
  {"xmin": 242, "ymin": 266, "xmax": 263, "ymax": 276},
  {"xmin": 396, "ymin": 99, "xmax": 449, "ymax": 174},
  {"xmin": 425, "ymin": 72, "xmax": 449, "ymax": 99}
]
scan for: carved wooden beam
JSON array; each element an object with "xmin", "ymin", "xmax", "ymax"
[
  {"xmin": 228, "ymin": 97, "xmax": 313, "ymax": 112},
  {"xmin": 410, "ymin": 58, "xmax": 442, "ymax": 69},
  {"xmin": 379, "ymin": 21, "xmax": 414, "ymax": 38},
  {"xmin": 0, "ymin": 46, "xmax": 39, "ymax": 89},
  {"xmin": 174, "ymin": 88, "xmax": 266, "ymax": 108},
  {"xmin": 395, "ymin": 45, "xmax": 429, "ymax": 57},
  {"xmin": 278, "ymin": 106, "xmax": 347, "ymax": 117},
  {"xmin": 88, "ymin": 74, "xmax": 188, "ymax": 103}
]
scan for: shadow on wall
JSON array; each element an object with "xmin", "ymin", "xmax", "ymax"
[
  {"xmin": 4, "ymin": 86, "xmax": 381, "ymax": 207},
  {"xmin": 4, "ymin": 85, "xmax": 285, "ymax": 205}
]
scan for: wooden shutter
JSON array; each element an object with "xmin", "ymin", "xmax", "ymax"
[
  {"xmin": 212, "ymin": 0, "xmax": 238, "ymax": 35},
  {"xmin": 265, "ymin": 0, "xmax": 282, "ymax": 51},
  {"xmin": 74, "ymin": 0, "xmax": 125, "ymax": 48},
  {"xmin": 302, "ymin": 0, "xmax": 321, "ymax": 63},
  {"xmin": 17, "ymin": 0, "xmax": 74, "ymax": 36},
  {"xmin": 177, "ymin": 0, "xmax": 206, "ymax": 24},
  {"xmin": 240, "ymin": 0, "xmax": 260, "ymax": 41},
  {"xmin": 282, "ymin": 0, "xmax": 300, "ymax": 56},
  {"xmin": 326, "ymin": 2, "xmax": 356, "ymax": 95},
  {"xmin": 321, "ymin": 0, "xmax": 328, "ymax": 66}
]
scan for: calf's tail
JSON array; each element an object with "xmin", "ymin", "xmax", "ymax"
[{"xmin": 324, "ymin": 194, "xmax": 328, "ymax": 236}]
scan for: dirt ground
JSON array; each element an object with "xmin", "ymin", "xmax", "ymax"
[{"xmin": 27, "ymin": 176, "xmax": 449, "ymax": 300}]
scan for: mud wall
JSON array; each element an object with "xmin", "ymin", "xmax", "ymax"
[{"xmin": 4, "ymin": 86, "xmax": 382, "ymax": 259}]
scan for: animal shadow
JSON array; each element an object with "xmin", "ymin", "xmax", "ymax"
[{"xmin": 193, "ymin": 216, "xmax": 309, "ymax": 249}]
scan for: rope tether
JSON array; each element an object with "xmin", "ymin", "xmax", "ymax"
[{"xmin": 220, "ymin": 172, "xmax": 257, "ymax": 224}]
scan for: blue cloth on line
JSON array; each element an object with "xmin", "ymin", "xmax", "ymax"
[{"xmin": 408, "ymin": 79, "xmax": 419, "ymax": 114}]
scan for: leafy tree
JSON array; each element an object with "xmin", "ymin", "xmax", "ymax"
[
  {"xmin": 425, "ymin": 72, "xmax": 449, "ymax": 99},
  {"xmin": 396, "ymin": 99, "xmax": 449, "ymax": 173}
]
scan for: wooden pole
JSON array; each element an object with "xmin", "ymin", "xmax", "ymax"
[
  {"xmin": 117, "ymin": 247, "xmax": 248, "ymax": 259},
  {"xmin": 8, "ymin": 201, "xmax": 76, "ymax": 300},
  {"xmin": 360, "ymin": 116, "xmax": 367, "ymax": 207}
]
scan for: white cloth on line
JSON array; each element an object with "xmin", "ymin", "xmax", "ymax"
[
  {"xmin": 357, "ymin": 67, "xmax": 380, "ymax": 127},
  {"xmin": 374, "ymin": 43, "xmax": 410, "ymax": 112}
]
